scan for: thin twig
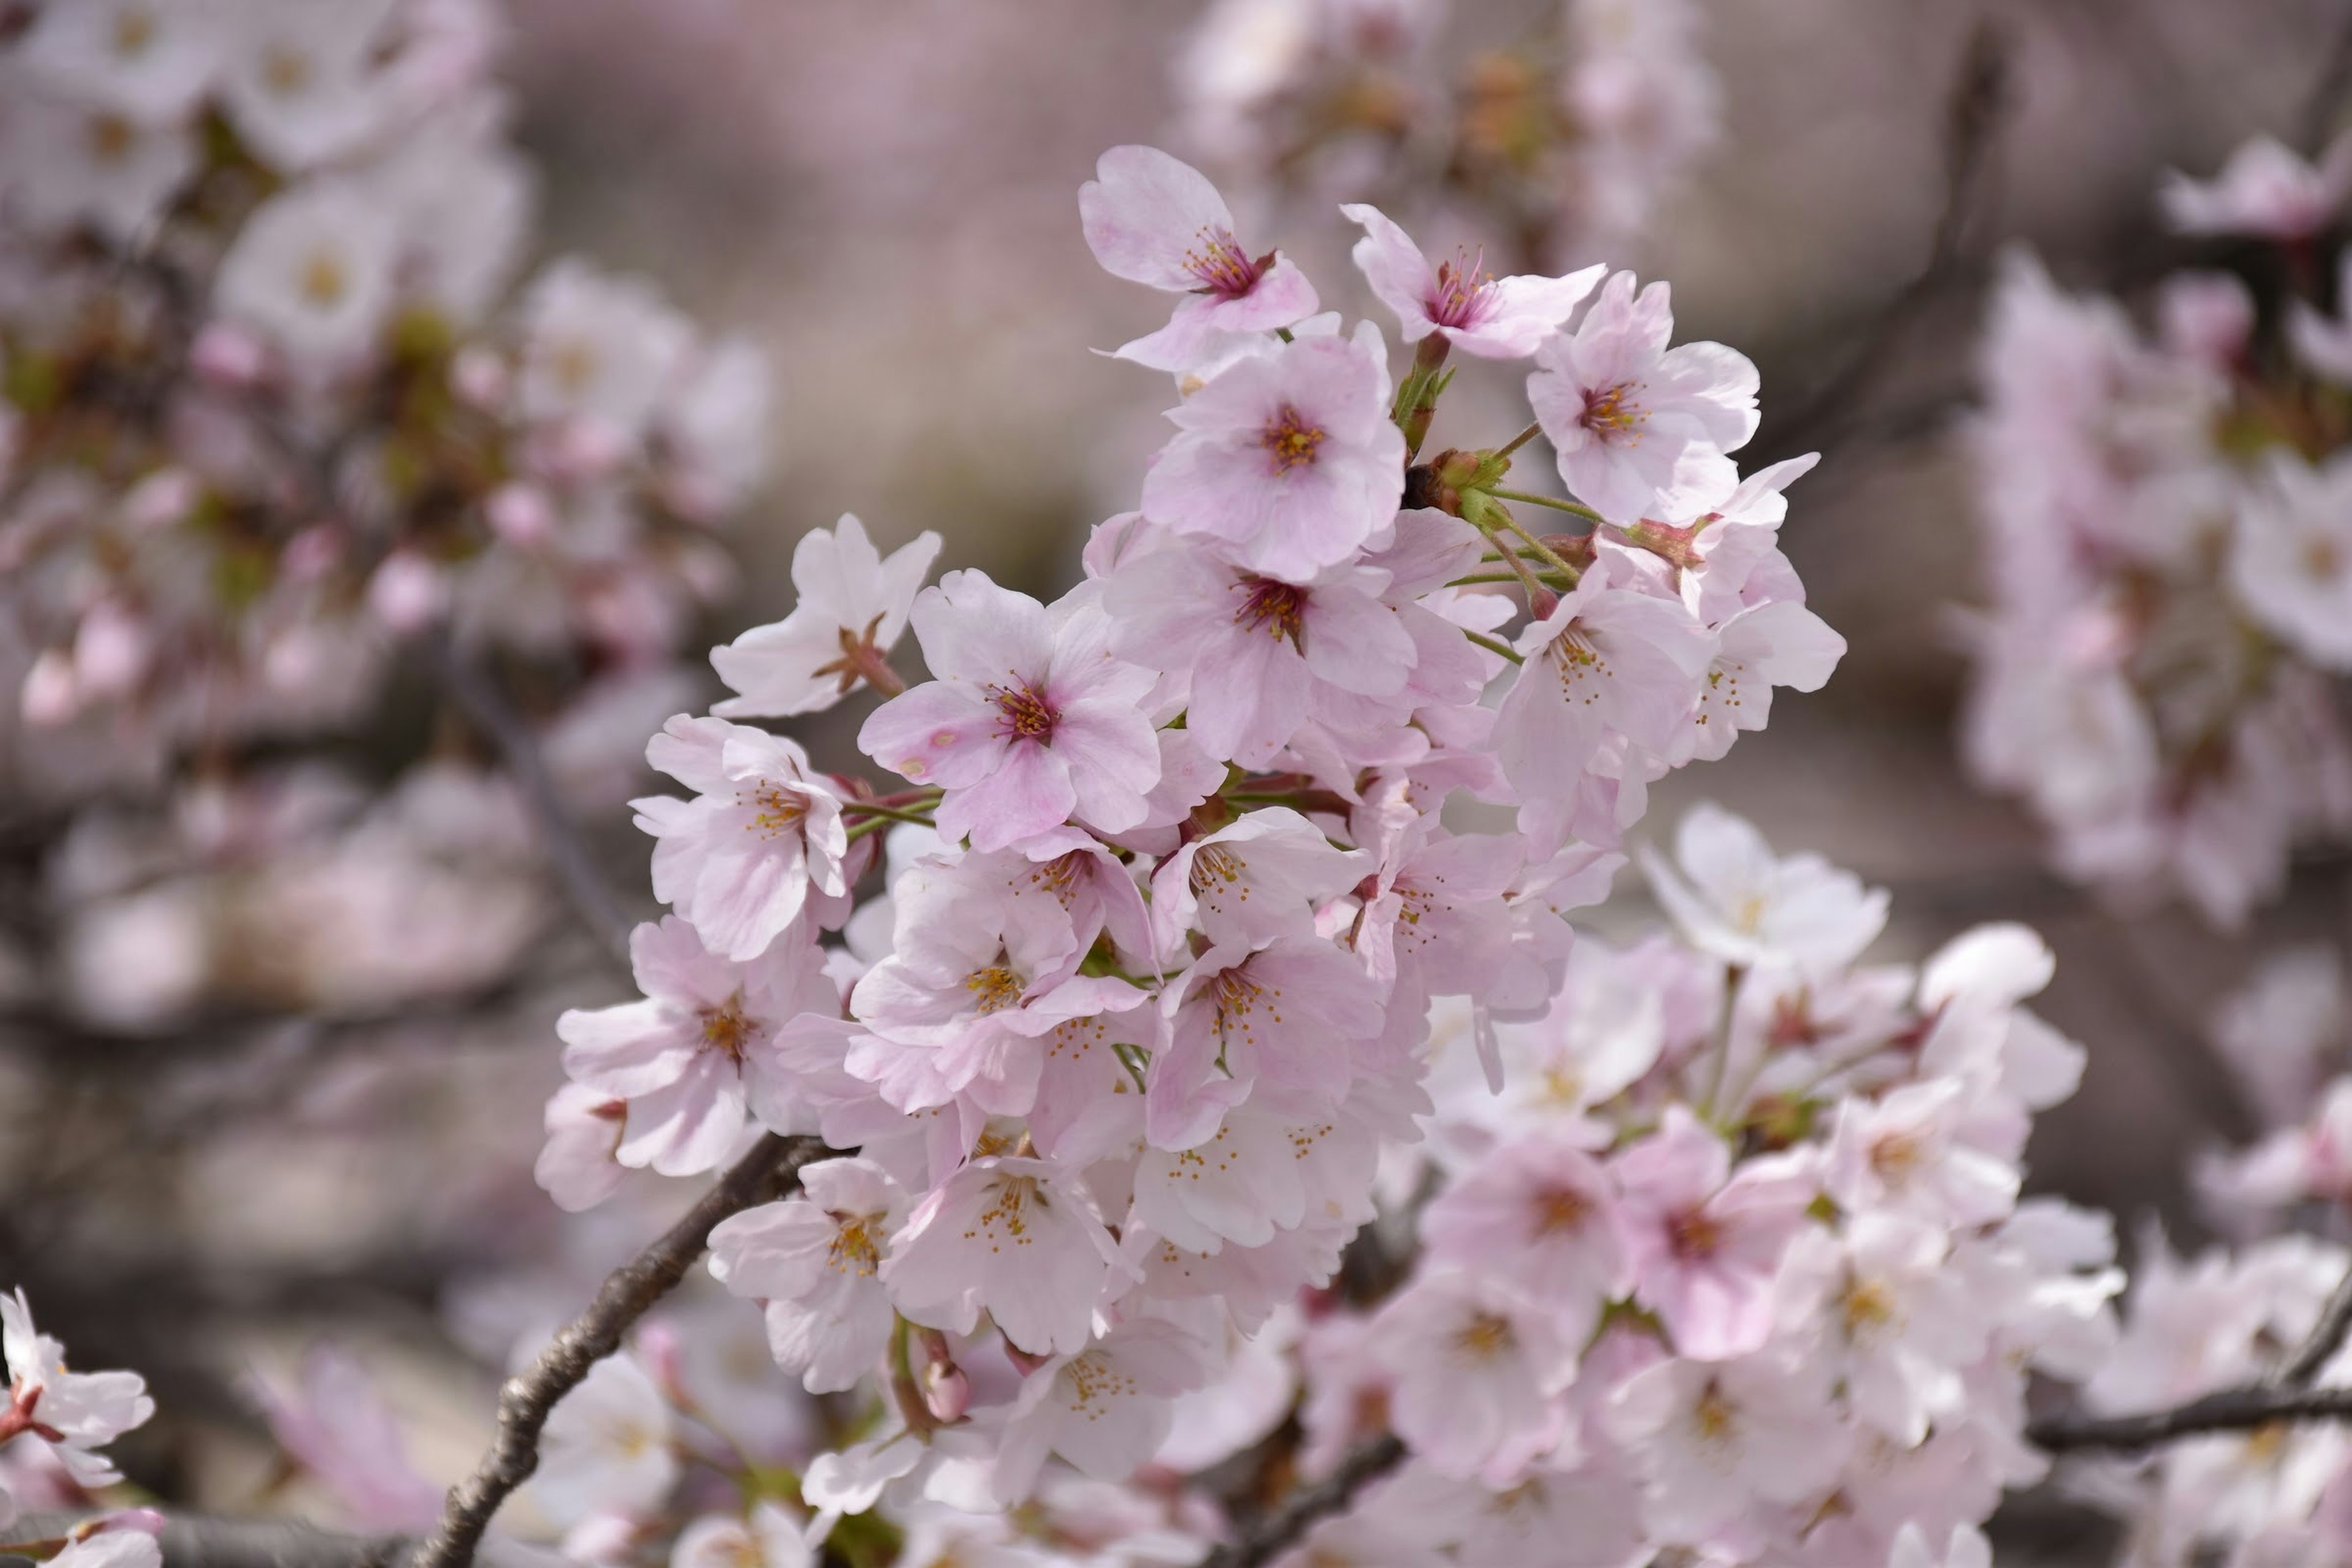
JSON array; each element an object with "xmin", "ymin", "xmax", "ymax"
[
  {"xmin": 410, "ymin": 1134, "xmax": 828, "ymax": 1568},
  {"xmin": 2028, "ymin": 1381, "xmax": 2352, "ymax": 1454},
  {"xmin": 2278, "ymin": 1268, "xmax": 2352, "ymax": 1388},
  {"xmin": 1199, "ymin": 1434, "xmax": 1406, "ymax": 1568},
  {"xmin": 431, "ymin": 641, "xmax": 637, "ymax": 968},
  {"xmin": 1761, "ymin": 18, "xmax": 2011, "ymax": 458}
]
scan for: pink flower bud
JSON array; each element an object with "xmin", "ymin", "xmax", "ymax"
[
  {"xmin": 921, "ymin": 1360, "xmax": 970, "ymax": 1424},
  {"xmin": 74, "ymin": 601, "xmax": 151, "ymax": 698},
  {"xmin": 21, "ymin": 649, "xmax": 78, "ymax": 726},
  {"xmin": 366, "ymin": 552, "xmax": 448, "ymax": 633},
  {"xmin": 451, "ymin": 345, "xmax": 510, "ymax": 410},
  {"xmin": 123, "ymin": 468, "xmax": 200, "ymax": 532},
  {"xmin": 634, "ymin": 1321, "xmax": 686, "ymax": 1400},
  {"xmin": 486, "ymin": 482, "xmax": 556, "ymax": 548},
  {"xmin": 191, "ymin": 322, "xmax": 267, "ymax": 387}
]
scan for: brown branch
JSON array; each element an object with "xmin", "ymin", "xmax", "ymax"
[
  {"xmin": 1199, "ymin": 1434, "xmax": 1406, "ymax": 1568},
  {"xmin": 11, "ymin": 1514, "xmax": 403, "ymax": 1568},
  {"xmin": 2277, "ymin": 1268, "xmax": 2352, "ymax": 1389},
  {"xmin": 2028, "ymin": 1382, "xmax": 2352, "ymax": 1454},
  {"xmin": 1760, "ymin": 18, "xmax": 2011, "ymax": 459},
  {"xmin": 409, "ymin": 1134, "xmax": 827, "ymax": 1568},
  {"xmin": 431, "ymin": 639, "xmax": 638, "ymax": 968}
]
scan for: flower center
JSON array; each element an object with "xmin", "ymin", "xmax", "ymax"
[
  {"xmin": 1428, "ymin": 249, "xmax": 1493, "ymax": 329},
  {"xmin": 113, "ymin": 9, "xmax": 158, "ymax": 56},
  {"xmin": 1580, "ymin": 382, "xmax": 1645, "ymax": 442},
  {"xmin": 1667, "ymin": 1207, "xmax": 1723, "ymax": 1259},
  {"xmin": 987, "ymin": 682, "xmax": 1058, "ymax": 742},
  {"xmin": 300, "ymin": 251, "xmax": 349, "ymax": 310},
  {"xmin": 1870, "ymin": 1131, "xmax": 1922, "ymax": 1182},
  {"xmin": 965, "ymin": 963, "xmax": 1023, "ymax": 1014},
  {"xmin": 1841, "ymin": 1279, "xmax": 1896, "ymax": 1338},
  {"xmin": 85, "ymin": 112, "xmax": 137, "ymax": 166},
  {"xmin": 1534, "ymin": 1185, "xmax": 1591, "ymax": 1235},
  {"xmin": 262, "ymin": 45, "xmax": 311, "ymax": 97},
  {"xmin": 1260, "ymin": 405, "xmax": 1327, "ymax": 473},
  {"xmin": 1455, "ymin": 1312, "xmax": 1515, "ymax": 1359},
  {"xmin": 1234, "ymin": 576, "xmax": 1308, "ymax": 643},
  {"xmin": 1189, "ymin": 843, "xmax": 1245, "ymax": 896},
  {"xmin": 742, "ymin": 782, "xmax": 807, "ymax": 839},
  {"xmin": 827, "ymin": 1216, "xmax": 881, "ymax": 1276},
  {"xmin": 1182, "ymin": 227, "xmax": 1264, "ymax": 298},
  {"xmin": 1693, "ymin": 1383, "xmax": 1738, "ymax": 1445},
  {"xmin": 699, "ymin": 997, "xmax": 753, "ymax": 1061}
]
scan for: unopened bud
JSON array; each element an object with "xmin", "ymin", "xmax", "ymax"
[{"xmin": 921, "ymin": 1361, "xmax": 970, "ymax": 1423}]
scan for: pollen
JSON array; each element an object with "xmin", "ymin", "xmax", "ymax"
[
  {"xmin": 1428, "ymin": 248, "xmax": 1494, "ymax": 330},
  {"xmin": 1580, "ymin": 382, "xmax": 1646, "ymax": 442},
  {"xmin": 987, "ymin": 682, "xmax": 1058, "ymax": 742},
  {"xmin": 740, "ymin": 781, "xmax": 808, "ymax": 839},
  {"xmin": 1841, "ymin": 1278, "xmax": 1897, "ymax": 1338},
  {"xmin": 85, "ymin": 112, "xmax": 137, "ymax": 166},
  {"xmin": 1234, "ymin": 576, "xmax": 1309, "ymax": 643},
  {"xmin": 1260, "ymin": 405, "xmax": 1327, "ymax": 473},
  {"xmin": 1692, "ymin": 1382, "xmax": 1739, "ymax": 1445},
  {"xmin": 1182, "ymin": 227, "xmax": 1263, "ymax": 298},
  {"xmin": 113, "ymin": 9, "xmax": 159, "ymax": 57},
  {"xmin": 827, "ymin": 1216, "xmax": 881, "ymax": 1277},
  {"xmin": 965, "ymin": 963, "xmax": 1024, "ymax": 1014},
  {"xmin": 698, "ymin": 997, "xmax": 754, "ymax": 1061}
]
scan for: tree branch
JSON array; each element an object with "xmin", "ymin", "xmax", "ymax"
[
  {"xmin": 8, "ymin": 1515, "xmax": 404, "ymax": 1568},
  {"xmin": 2277, "ymin": 1268, "xmax": 2352, "ymax": 1389},
  {"xmin": 1760, "ymin": 18, "xmax": 2011, "ymax": 459},
  {"xmin": 409, "ymin": 1134, "xmax": 827, "ymax": 1568},
  {"xmin": 1198, "ymin": 1435, "xmax": 1406, "ymax": 1568},
  {"xmin": 430, "ymin": 641, "xmax": 638, "ymax": 968},
  {"xmin": 2028, "ymin": 1381, "xmax": 2352, "ymax": 1454}
]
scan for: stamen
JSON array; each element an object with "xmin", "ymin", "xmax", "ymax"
[
  {"xmin": 1260, "ymin": 405, "xmax": 1326, "ymax": 473},
  {"xmin": 1233, "ymin": 576, "xmax": 1308, "ymax": 643}
]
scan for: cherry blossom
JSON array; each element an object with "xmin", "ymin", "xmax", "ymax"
[
  {"xmin": 707, "ymin": 1157, "xmax": 908, "ymax": 1393},
  {"xmin": 858, "ymin": 571, "xmax": 1160, "ymax": 851},
  {"xmin": 1079, "ymin": 144, "xmax": 1318, "ymax": 370},
  {"xmin": 711, "ymin": 516, "xmax": 943, "ymax": 718},
  {"xmin": 1340, "ymin": 203, "xmax": 1605, "ymax": 358},
  {"xmin": 0, "ymin": 1290, "xmax": 154, "ymax": 1490},
  {"xmin": 1526, "ymin": 270, "xmax": 1761, "ymax": 524},
  {"xmin": 2159, "ymin": 132, "xmax": 2352, "ymax": 240},
  {"xmin": 1138, "ymin": 326, "xmax": 1406, "ymax": 581}
]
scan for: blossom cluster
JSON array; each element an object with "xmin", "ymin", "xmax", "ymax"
[
  {"xmin": 1173, "ymin": 0, "xmax": 1717, "ymax": 270},
  {"xmin": 0, "ymin": 1290, "xmax": 159, "ymax": 1568},
  {"xmin": 503, "ymin": 138, "xmax": 2160, "ymax": 1568},
  {"xmin": 2033, "ymin": 946, "xmax": 2352, "ymax": 1567},
  {"xmin": 0, "ymin": 0, "xmax": 769, "ymax": 793},
  {"xmin": 1961, "ymin": 132, "xmax": 2352, "ymax": 925}
]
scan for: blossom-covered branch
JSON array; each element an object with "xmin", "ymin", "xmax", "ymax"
[{"xmin": 410, "ymin": 1134, "xmax": 827, "ymax": 1568}]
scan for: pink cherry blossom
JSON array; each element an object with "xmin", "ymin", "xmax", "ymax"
[
  {"xmin": 859, "ymin": 570, "xmax": 1161, "ymax": 851},
  {"xmin": 989, "ymin": 1317, "xmax": 1211, "ymax": 1502},
  {"xmin": 2160, "ymin": 133, "xmax": 2352, "ymax": 240},
  {"xmin": 1341, "ymin": 203, "xmax": 1604, "ymax": 358},
  {"xmin": 0, "ymin": 1291, "xmax": 153, "ymax": 1489},
  {"xmin": 1145, "ymin": 806, "xmax": 1370, "ymax": 956},
  {"xmin": 1368, "ymin": 1271, "xmax": 1578, "ymax": 1481},
  {"xmin": 1079, "ymin": 145, "xmax": 1318, "ymax": 371},
  {"xmin": 633, "ymin": 716, "xmax": 855, "ymax": 962},
  {"xmin": 881, "ymin": 1153, "xmax": 1128, "ymax": 1357},
  {"xmin": 1527, "ymin": 270, "xmax": 1760, "ymax": 523},
  {"xmin": 711, "ymin": 514, "xmax": 943, "ymax": 718},
  {"xmin": 1613, "ymin": 1106, "xmax": 1817, "ymax": 1359},
  {"xmin": 1493, "ymin": 568, "xmax": 1712, "ymax": 796},
  {"xmin": 1148, "ymin": 936, "xmax": 1387, "ymax": 1148},
  {"xmin": 557, "ymin": 916, "xmax": 837, "ymax": 1177},
  {"xmin": 1419, "ymin": 1133, "xmax": 1632, "ymax": 1336},
  {"xmin": 1138, "ymin": 326, "xmax": 1406, "ymax": 582},
  {"xmin": 707, "ymin": 1157, "xmax": 908, "ymax": 1393},
  {"xmin": 1102, "ymin": 529, "xmax": 1416, "ymax": 768}
]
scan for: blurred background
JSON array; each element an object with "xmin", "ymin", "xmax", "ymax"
[{"xmin": 9, "ymin": 0, "xmax": 2352, "ymax": 1556}]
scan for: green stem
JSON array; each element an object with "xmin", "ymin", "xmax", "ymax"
[
  {"xmin": 1487, "ymin": 486, "xmax": 1603, "ymax": 522},
  {"xmin": 1491, "ymin": 421, "xmax": 1545, "ymax": 462},
  {"xmin": 845, "ymin": 801, "xmax": 938, "ymax": 827},
  {"xmin": 1462, "ymin": 628, "xmax": 1524, "ymax": 665},
  {"xmin": 1501, "ymin": 514, "xmax": 1585, "ymax": 582}
]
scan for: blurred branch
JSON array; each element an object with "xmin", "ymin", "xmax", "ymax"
[
  {"xmin": 2028, "ymin": 1381, "xmax": 2352, "ymax": 1453},
  {"xmin": 2277, "ymin": 1268, "xmax": 2352, "ymax": 1388},
  {"xmin": 431, "ymin": 641, "xmax": 637, "ymax": 968},
  {"xmin": 10, "ymin": 1515, "xmax": 402, "ymax": 1568},
  {"xmin": 409, "ymin": 1133, "xmax": 827, "ymax": 1568},
  {"xmin": 1762, "ymin": 19, "xmax": 2012, "ymax": 459},
  {"xmin": 1198, "ymin": 1435, "xmax": 1406, "ymax": 1568},
  {"xmin": 2301, "ymin": 7, "xmax": 2352, "ymax": 153}
]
